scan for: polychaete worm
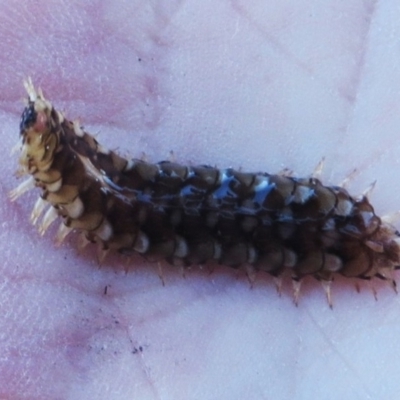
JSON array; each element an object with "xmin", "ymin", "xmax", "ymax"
[{"xmin": 10, "ymin": 79, "xmax": 400, "ymax": 307}]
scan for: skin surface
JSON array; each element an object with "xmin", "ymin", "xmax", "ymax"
[{"xmin": 1, "ymin": 1, "xmax": 400, "ymax": 399}]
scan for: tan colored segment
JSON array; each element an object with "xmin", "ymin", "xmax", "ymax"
[
  {"xmin": 110, "ymin": 151, "xmax": 128, "ymax": 172},
  {"xmin": 82, "ymin": 131, "xmax": 100, "ymax": 151},
  {"xmin": 296, "ymin": 251, "xmax": 324, "ymax": 275},
  {"xmin": 135, "ymin": 160, "xmax": 160, "ymax": 181},
  {"xmin": 282, "ymin": 248, "xmax": 297, "ymax": 267},
  {"xmin": 93, "ymin": 219, "xmax": 113, "ymax": 241},
  {"xmin": 255, "ymin": 247, "xmax": 284, "ymax": 272},
  {"xmin": 320, "ymin": 221, "xmax": 340, "ymax": 248},
  {"xmin": 133, "ymin": 231, "xmax": 150, "ymax": 253},
  {"xmin": 341, "ymin": 251, "xmax": 372, "ymax": 277},
  {"xmin": 269, "ymin": 175, "xmax": 295, "ymax": 200},
  {"xmin": 247, "ymin": 245, "xmax": 258, "ymax": 264},
  {"xmin": 191, "ymin": 165, "xmax": 220, "ymax": 186},
  {"xmin": 62, "ymin": 196, "xmax": 85, "ymax": 219},
  {"xmin": 174, "ymin": 236, "xmax": 189, "ymax": 258},
  {"xmin": 232, "ymin": 171, "xmax": 256, "ymax": 188},
  {"xmin": 41, "ymin": 133, "xmax": 59, "ymax": 166},
  {"xmin": 33, "ymin": 168, "xmax": 62, "ymax": 184},
  {"xmin": 292, "ymin": 184, "xmax": 314, "ymax": 204},
  {"xmin": 107, "ymin": 233, "xmax": 136, "ymax": 251},
  {"xmin": 159, "ymin": 162, "xmax": 189, "ymax": 180},
  {"xmin": 186, "ymin": 240, "xmax": 216, "ymax": 263},
  {"xmin": 221, "ymin": 242, "xmax": 249, "ymax": 266},
  {"xmin": 323, "ymin": 253, "xmax": 343, "ymax": 272},
  {"xmin": 67, "ymin": 212, "xmax": 104, "ymax": 231},
  {"xmin": 44, "ymin": 178, "xmax": 62, "ymax": 193},
  {"xmin": 314, "ymin": 184, "xmax": 336, "ymax": 214},
  {"xmin": 45, "ymin": 185, "xmax": 79, "ymax": 205},
  {"xmin": 360, "ymin": 212, "xmax": 381, "ymax": 236},
  {"xmin": 334, "ymin": 190, "xmax": 353, "ymax": 217}
]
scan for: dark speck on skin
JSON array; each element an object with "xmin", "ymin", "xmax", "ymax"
[{"xmin": 132, "ymin": 346, "xmax": 143, "ymax": 354}]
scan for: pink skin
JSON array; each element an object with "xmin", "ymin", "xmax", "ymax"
[{"xmin": 1, "ymin": 1, "xmax": 400, "ymax": 399}]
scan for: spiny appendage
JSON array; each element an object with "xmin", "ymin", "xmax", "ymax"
[
  {"xmin": 320, "ymin": 279, "xmax": 333, "ymax": 309},
  {"xmin": 23, "ymin": 77, "xmax": 38, "ymax": 102},
  {"xmin": 38, "ymin": 206, "xmax": 59, "ymax": 236},
  {"xmin": 245, "ymin": 264, "xmax": 257, "ymax": 288},
  {"xmin": 339, "ymin": 168, "xmax": 357, "ymax": 188},
  {"xmin": 273, "ymin": 276, "xmax": 283, "ymax": 296},
  {"xmin": 23, "ymin": 77, "xmax": 52, "ymax": 111},
  {"xmin": 157, "ymin": 262, "xmax": 166, "ymax": 286},
  {"xmin": 373, "ymin": 265, "xmax": 398, "ymax": 294},
  {"xmin": 97, "ymin": 243, "xmax": 110, "ymax": 265},
  {"xmin": 292, "ymin": 278, "xmax": 302, "ymax": 306},
  {"xmin": 362, "ymin": 180, "xmax": 377, "ymax": 199},
  {"xmin": 10, "ymin": 139, "xmax": 22, "ymax": 157},
  {"xmin": 289, "ymin": 275, "xmax": 334, "ymax": 307},
  {"xmin": 9, "ymin": 176, "xmax": 35, "ymax": 201},
  {"xmin": 311, "ymin": 157, "xmax": 325, "ymax": 179},
  {"xmin": 31, "ymin": 197, "xmax": 48, "ymax": 225},
  {"xmin": 77, "ymin": 232, "xmax": 91, "ymax": 251},
  {"xmin": 381, "ymin": 211, "xmax": 400, "ymax": 225},
  {"xmin": 55, "ymin": 223, "xmax": 73, "ymax": 246},
  {"xmin": 31, "ymin": 197, "xmax": 69, "ymax": 241}
]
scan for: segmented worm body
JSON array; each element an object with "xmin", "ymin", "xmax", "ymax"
[{"xmin": 10, "ymin": 80, "xmax": 400, "ymax": 305}]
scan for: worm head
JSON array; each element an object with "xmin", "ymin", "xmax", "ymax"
[{"xmin": 18, "ymin": 79, "xmax": 60, "ymax": 175}]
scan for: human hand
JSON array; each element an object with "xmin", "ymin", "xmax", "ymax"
[{"xmin": 1, "ymin": 2, "xmax": 400, "ymax": 399}]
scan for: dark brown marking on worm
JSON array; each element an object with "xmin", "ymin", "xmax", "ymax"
[{"xmin": 10, "ymin": 79, "xmax": 400, "ymax": 306}]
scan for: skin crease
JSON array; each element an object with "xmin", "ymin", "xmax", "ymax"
[{"xmin": 1, "ymin": 0, "xmax": 400, "ymax": 399}]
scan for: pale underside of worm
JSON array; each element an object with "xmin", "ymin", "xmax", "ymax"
[{"xmin": 9, "ymin": 79, "xmax": 400, "ymax": 306}]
